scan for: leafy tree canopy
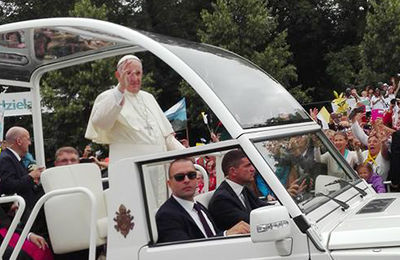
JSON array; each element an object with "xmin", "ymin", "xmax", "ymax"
[
  {"xmin": 360, "ymin": 0, "xmax": 400, "ymax": 85},
  {"xmin": 198, "ymin": 0, "xmax": 311, "ymax": 103}
]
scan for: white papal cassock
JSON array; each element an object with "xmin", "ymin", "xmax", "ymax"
[{"xmin": 85, "ymin": 86, "xmax": 184, "ymax": 206}]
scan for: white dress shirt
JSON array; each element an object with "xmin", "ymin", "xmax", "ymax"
[{"xmin": 225, "ymin": 179, "xmax": 247, "ymax": 208}]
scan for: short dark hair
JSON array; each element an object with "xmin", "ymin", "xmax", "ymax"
[
  {"xmin": 6, "ymin": 32, "xmax": 21, "ymax": 43},
  {"xmin": 221, "ymin": 149, "xmax": 246, "ymax": 177},
  {"xmin": 168, "ymin": 157, "xmax": 194, "ymax": 178}
]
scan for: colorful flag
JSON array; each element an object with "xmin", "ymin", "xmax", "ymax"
[{"xmin": 164, "ymin": 98, "xmax": 187, "ymax": 131}]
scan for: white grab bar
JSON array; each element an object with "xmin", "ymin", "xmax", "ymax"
[
  {"xmin": 10, "ymin": 187, "xmax": 97, "ymax": 260},
  {"xmin": 0, "ymin": 195, "xmax": 25, "ymax": 258}
]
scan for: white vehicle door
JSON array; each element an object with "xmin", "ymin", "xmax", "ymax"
[
  {"xmin": 137, "ymin": 145, "xmax": 329, "ymax": 260},
  {"xmin": 139, "ymin": 232, "xmax": 309, "ymax": 260}
]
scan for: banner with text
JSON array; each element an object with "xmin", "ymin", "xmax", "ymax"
[{"xmin": 1, "ymin": 92, "xmax": 32, "ymax": 117}]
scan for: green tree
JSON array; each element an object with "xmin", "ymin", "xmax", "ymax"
[
  {"xmin": 268, "ymin": 0, "xmax": 368, "ymax": 101},
  {"xmin": 69, "ymin": 0, "xmax": 107, "ymax": 19},
  {"xmin": 0, "ymin": 0, "xmax": 74, "ymax": 24},
  {"xmin": 198, "ymin": 0, "xmax": 297, "ymax": 90},
  {"xmin": 325, "ymin": 45, "xmax": 363, "ymax": 88},
  {"xmin": 0, "ymin": 0, "xmax": 132, "ymax": 25},
  {"xmin": 359, "ymin": 0, "xmax": 400, "ymax": 85}
]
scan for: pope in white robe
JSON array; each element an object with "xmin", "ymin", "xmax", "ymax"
[{"xmin": 85, "ymin": 55, "xmax": 184, "ymax": 206}]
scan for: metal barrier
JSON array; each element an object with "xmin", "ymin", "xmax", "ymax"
[
  {"xmin": 10, "ymin": 187, "xmax": 98, "ymax": 260},
  {"xmin": 0, "ymin": 195, "xmax": 25, "ymax": 259}
]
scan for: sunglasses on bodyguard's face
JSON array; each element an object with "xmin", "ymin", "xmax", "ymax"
[{"xmin": 172, "ymin": 171, "xmax": 197, "ymax": 182}]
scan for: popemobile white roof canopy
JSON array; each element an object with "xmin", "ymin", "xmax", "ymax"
[{"xmin": 0, "ymin": 18, "xmax": 311, "ymax": 166}]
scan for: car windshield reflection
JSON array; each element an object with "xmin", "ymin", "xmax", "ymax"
[{"xmin": 253, "ymin": 132, "xmax": 360, "ymax": 213}]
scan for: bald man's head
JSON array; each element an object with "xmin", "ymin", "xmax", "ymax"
[
  {"xmin": 5, "ymin": 126, "xmax": 26, "ymax": 143},
  {"xmin": 5, "ymin": 126, "xmax": 31, "ymax": 157}
]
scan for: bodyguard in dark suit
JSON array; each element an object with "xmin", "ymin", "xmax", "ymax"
[
  {"xmin": 156, "ymin": 158, "xmax": 250, "ymax": 243},
  {"xmin": 209, "ymin": 149, "xmax": 268, "ymax": 231},
  {"xmin": 156, "ymin": 195, "xmax": 218, "ymax": 242}
]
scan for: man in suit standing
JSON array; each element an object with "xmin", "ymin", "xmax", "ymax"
[
  {"xmin": 156, "ymin": 158, "xmax": 249, "ymax": 243},
  {"xmin": 0, "ymin": 127, "xmax": 43, "ymax": 210},
  {"xmin": 208, "ymin": 149, "xmax": 269, "ymax": 231}
]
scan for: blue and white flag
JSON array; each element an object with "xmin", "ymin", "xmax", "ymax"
[{"xmin": 164, "ymin": 98, "xmax": 187, "ymax": 131}]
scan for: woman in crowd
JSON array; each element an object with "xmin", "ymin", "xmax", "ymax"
[
  {"xmin": 315, "ymin": 131, "xmax": 362, "ymax": 179},
  {"xmin": 351, "ymin": 113, "xmax": 391, "ymax": 180}
]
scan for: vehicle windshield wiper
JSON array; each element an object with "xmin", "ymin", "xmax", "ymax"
[
  {"xmin": 325, "ymin": 179, "xmax": 367, "ymax": 198},
  {"xmin": 316, "ymin": 192, "xmax": 349, "ymax": 211}
]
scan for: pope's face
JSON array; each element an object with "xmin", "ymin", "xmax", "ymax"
[{"xmin": 117, "ymin": 60, "xmax": 142, "ymax": 94}]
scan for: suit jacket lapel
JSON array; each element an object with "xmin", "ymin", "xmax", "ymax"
[
  {"xmin": 222, "ymin": 181, "xmax": 247, "ymax": 211},
  {"xmin": 243, "ymin": 186, "xmax": 258, "ymax": 210},
  {"xmin": 5, "ymin": 149, "xmax": 26, "ymax": 177},
  {"xmin": 169, "ymin": 197, "xmax": 205, "ymax": 237}
]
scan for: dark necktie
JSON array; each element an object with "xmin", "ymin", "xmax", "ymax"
[
  {"xmin": 193, "ymin": 203, "xmax": 214, "ymax": 237},
  {"xmin": 241, "ymin": 187, "xmax": 252, "ymax": 210}
]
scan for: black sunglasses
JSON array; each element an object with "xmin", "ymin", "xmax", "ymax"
[{"xmin": 172, "ymin": 171, "xmax": 197, "ymax": 182}]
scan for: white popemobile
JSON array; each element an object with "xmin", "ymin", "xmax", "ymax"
[{"xmin": 0, "ymin": 18, "xmax": 399, "ymax": 260}]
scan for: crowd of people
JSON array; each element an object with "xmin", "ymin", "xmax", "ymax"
[{"xmin": 307, "ymin": 80, "xmax": 400, "ymax": 193}]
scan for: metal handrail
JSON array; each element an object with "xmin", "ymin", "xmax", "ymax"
[
  {"xmin": 10, "ymin": 187, "xmax": 98, "ymax": 260},
  {"xmin": 0, "ymin": 195, "xmax": 25, "ymax": 258}
]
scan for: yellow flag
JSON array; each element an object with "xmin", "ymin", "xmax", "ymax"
[{"xmin": 318, "ymin": 106, "xmax": 331, "ymax": 123}]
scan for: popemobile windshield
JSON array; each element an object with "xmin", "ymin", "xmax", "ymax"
[{"xmin": 0, "ymin": 18, "xmax": 400, "ymax": 260}]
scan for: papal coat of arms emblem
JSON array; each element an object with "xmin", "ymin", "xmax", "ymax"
[{"xmin": 113, "ymin": 204, "xmax": 134, "ymax": 238}]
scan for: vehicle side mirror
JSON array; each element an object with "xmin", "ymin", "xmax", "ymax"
[
  {"xmin": 250, "ymin": 205, "xmax": 291, "ymax": 243},
  {"xmin": 315, "ymin": 175, "xmax": 340, "ymax": 194}
]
